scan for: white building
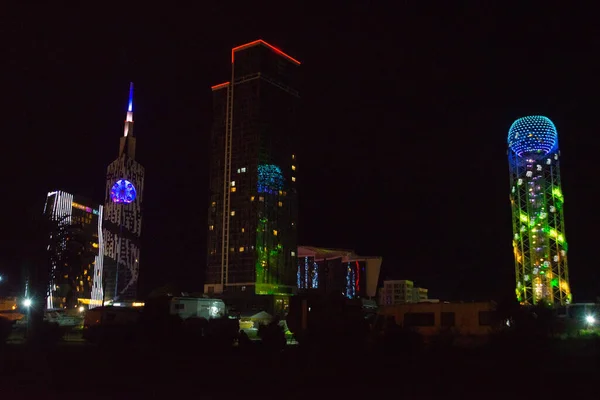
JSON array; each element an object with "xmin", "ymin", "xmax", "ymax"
[{"xmin": 378, "ymin": 280, "xmax": 429, "ymax": 306}]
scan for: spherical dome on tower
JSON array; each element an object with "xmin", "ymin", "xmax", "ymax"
[{"xmin": 507, "ymin": 116, "xmax": 558, "ymax": 157}]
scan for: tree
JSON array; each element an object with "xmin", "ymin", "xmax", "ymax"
[{"xmin": 24, "ymin": 213, "xmax": 89, "ymax": 340}]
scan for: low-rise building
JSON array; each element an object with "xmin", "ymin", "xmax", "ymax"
[
  {"xmin": 378, "ymin": 301, "xmax": 496, "ymax": 338},
  {"xmin": 378, "ymin": 280, "xmax": 429, "ymax": 305}
]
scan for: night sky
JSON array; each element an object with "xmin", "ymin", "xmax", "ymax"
[{"xmin": 1, "ymin": 3, "xmax": 599, "ymax": 302}]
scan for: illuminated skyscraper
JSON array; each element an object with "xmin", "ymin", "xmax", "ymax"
[
  {"xmin": 206, "ymin": 40, "xmax": 300, "ymax": 307},
  {"xmin": 508, "ymin": 116, "xmax": 571, "ymax": 306},
  {"xmin": 43, "ymin": 191, "xmax": 103, "ymax": 309},
  {"xmin": 92, "ymin": 83, "xmax": 145, "ymax": 306}
]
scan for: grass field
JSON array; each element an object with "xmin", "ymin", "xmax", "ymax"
[{"xmin": 0, "ymin": 336, "xmax": 598, "ymax": 398}]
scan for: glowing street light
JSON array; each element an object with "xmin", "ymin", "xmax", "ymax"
[
  {"xmin": 585, "ymin": 315, "xmax": 595, "ymax": 325},
  {"xmin": 23, "ymin": 298, "xmax": 32, "ymax": 308}
]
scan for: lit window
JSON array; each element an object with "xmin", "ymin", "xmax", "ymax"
[
  {"xmin": 273, "ymin": 230, "xmax": 278, "ymax": 236},
  {"xmin": 250, "ymin": 196, "xmax": 255, "ymax": 201},
  {"xmin": 230, "ymin": 247, "xmax": 235, "ymax": 252},
  {"xmin": 209, "ymin": 225, "xmax": 214, "ymax": 231},
  {"xmin": 241, "ymin": 228, "xmax": 245, "ymax": 233},
  {"xmin": 292, "ymin": 165, "xmax": 296, "ymax": 171},
  {"xmin": 259, "ymin": 196, "xmax": 264, "ymax": 202},
  {"xmin": 241, "ymin": 167, "xmax": 246, "ymax": 173},
  {"xmin": 278, "ymin": 201, "xmax": 283, "ymax": 207},
  {"xmin": 239, "ymin": 247, "xmax": 245, "ymax": 252},
  {"xmin": 231, "ymin": 187, "xmax": 237, "ymax": 193},
  {"xmin": 292, "ymin": 177, "xmax": 296, "ymax": 182},
  {"xmin": 230, "ymin": 211, "xmax": 235, "ymax": 216},
  {"xmin": 237, "ymin": 168, "xmax": 241, "ymax": 173},
  {"xmin": 292, "ymin": 154, "xmax": 296, "ymax": 160},
  {"xmin": 211, "ymin": 201, "xmax": 216, "ymax": 207},
  {"xmin": 231, "ymin": 181, "xmax": 236, "ymax": 187},
  {"xmin": 291, "ymin": 251, "xmax": 296, "ymax": 256}
]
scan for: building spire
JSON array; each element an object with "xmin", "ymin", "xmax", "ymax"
[{"xmin": 124, "ymin": 82, "xmax": 134, "ymax": 137}]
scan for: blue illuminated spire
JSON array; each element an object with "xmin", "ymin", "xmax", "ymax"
[
  {"xmin": 124, "ymin": 82, "xmax": 134, "ymax": 137},
  {"xmin": 127, "ymin": 82, "xmax": 134, "ymax": 112}
]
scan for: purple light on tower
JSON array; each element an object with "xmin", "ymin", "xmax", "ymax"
[
  {"xmin": 110, "ymin": 179, "xmax": 137, "ymax": 204},
  {"xmin": 128, "ymin": 82, "xmax": 134, "ymax": 112}
]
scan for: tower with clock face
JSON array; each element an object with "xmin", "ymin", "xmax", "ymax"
[{"xmin": 91, "ymin": 83, "xmax": 145, "ymax": 305}]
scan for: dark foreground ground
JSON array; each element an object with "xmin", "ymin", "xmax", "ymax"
[{"xmin": 0, "ymin": 337, "xmax": 599, "ymax": 399}]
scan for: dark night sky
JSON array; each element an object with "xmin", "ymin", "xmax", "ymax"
[{"xmin": 1, "ymin": 3, "xmax": 599, "ymax": 302}]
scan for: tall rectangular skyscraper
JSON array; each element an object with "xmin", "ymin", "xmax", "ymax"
[
  {"xmin": 43, "ymin": 191, "xmax": 103, "ymax": 309},
  {"xmin": 206, "ymin": 40, "xmax": 300, "ymax": 300},
  {"xmin": 92, "ymin": 83, "xmax": 144, "ymax": 306}
]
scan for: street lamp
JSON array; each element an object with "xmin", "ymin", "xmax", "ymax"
[
  {"xmin": 585, "ymin": 315, "xmax": 595, "ymax": 326},
  {"xmin": 23, "ymin": 298, "xmax": 32, "ymax": 340}
]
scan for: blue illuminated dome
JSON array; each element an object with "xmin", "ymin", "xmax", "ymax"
[
  {"xmin": 110, "ymin": 179, "xmax": 137, "ymax": 204},
  {"xmin": 257, "ymin": 164, "xmax": 284, "ymax": 194},
  {"xmin": 508, "ymin": 116, "xmax": 558, "ymax": 157}
]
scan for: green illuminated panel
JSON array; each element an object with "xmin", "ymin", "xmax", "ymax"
[{"xmin": 508, "ymin": 149, "xmax": 571, "ymax": 306}]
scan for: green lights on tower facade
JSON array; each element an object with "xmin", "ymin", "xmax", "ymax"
[{"xmin": 508, "ymin": 116, "xmax": 571, "ymax": 306}]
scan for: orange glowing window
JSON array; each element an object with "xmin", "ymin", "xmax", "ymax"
[{"xmin": 231, "ymin": 40, "xmax": 301, "ymax": 65}]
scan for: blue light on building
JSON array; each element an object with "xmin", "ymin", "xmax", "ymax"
[
  {"xmin": 257, "ymin": 164, "xmax": 284, "ymax": 194},
  {"xmin": 507, "ymin": 115, "xmax": 558, "ymax": 157},
  {"xmin": 110, "ymin": 179, "xmax": 137, "ymax": 204}
]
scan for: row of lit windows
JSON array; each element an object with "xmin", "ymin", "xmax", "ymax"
[
  {"xmin": 211, "ymin": 247, "xmax": 296, "ymax": 257},
  {"xmin": 210, "ymin": 222, "xmax": 295, "ymax": 231}
]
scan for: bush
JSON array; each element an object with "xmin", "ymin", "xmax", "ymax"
[
  {"xmin": 0, "ymin": 317, "xmax": 12, "ymax": 345},
  {"xmin": 258, "ymin": 319, "xmax": 286, "ymax": 352},
  {"xmin": 27, "ymin": 321, "xmax": 63, "ymax": 348}
]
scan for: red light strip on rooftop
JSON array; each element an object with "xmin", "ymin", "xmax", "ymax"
[
  {"xmin": 231, "ymin": 40, "xmax": 301, "ymax": 65},
  {"xmin": 211, "ymin": 82, "xmax": 230, "ymax": 91}
]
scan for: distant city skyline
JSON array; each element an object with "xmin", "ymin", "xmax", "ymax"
[{"xmin": 3, "ymin": 6, "xmax": 600, "ymax": 302}]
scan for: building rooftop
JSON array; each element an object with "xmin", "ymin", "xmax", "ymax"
[{"xmin": 297, "ymin": 245, "xmax": 381, "ymax": 262}]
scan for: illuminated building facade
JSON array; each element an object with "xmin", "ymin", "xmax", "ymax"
[
  {"xmin": 92, "ymin": 83, "xmax": 144, "ymax": 306},
  {"xmin": 508, "ymin": 116, "xmax": 571, "ymax": 306},
  {"xmin": 296, "ymin": 246, "xmax": 382, "ymax": 299},
  {"xmin": 43, "ymin": 191, "xmax": 103, "ymax": 309},
  {"xmin": 206, "ymin": 40, "xmax": 300, "ymax": 300}
]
